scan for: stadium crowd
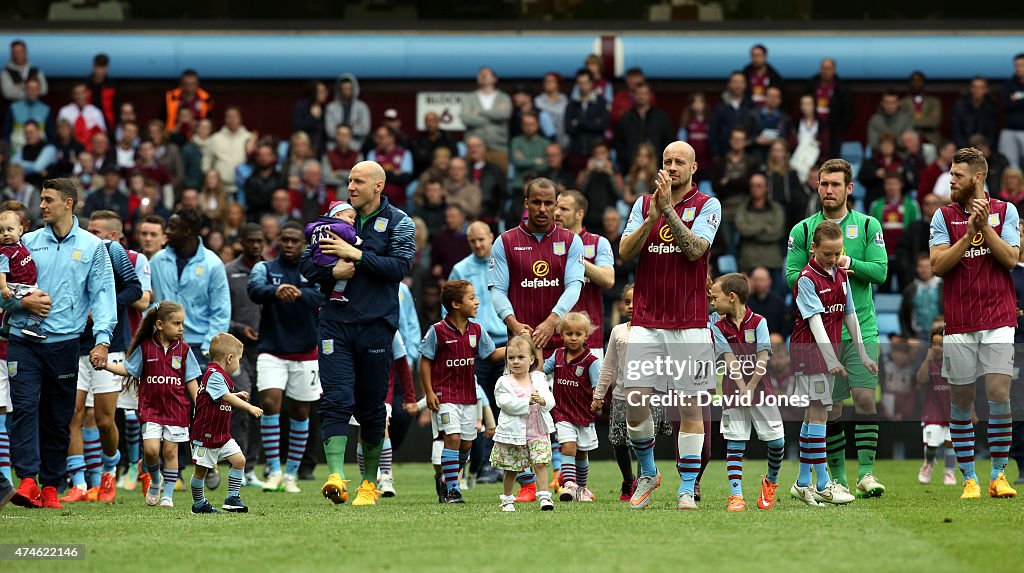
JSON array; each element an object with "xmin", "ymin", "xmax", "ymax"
[{"xmin": 1, "ymin": 37, "xmax": 1024, "ymax": 511}]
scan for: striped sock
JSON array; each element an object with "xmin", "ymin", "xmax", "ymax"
[
  {"xmin": 0, "ymin": 414, "xmax": 10, "ymax": 482},
  {"xmin": 285, "ymin": 418, "xmax": 309, "ymax": 477},
  {"xmin": 190, "ymin": 476, "xmax": 205, "ymax": 504},
  {"xmin": 825, "ymin": 420, "xmax": 848, "ymax": 487},
  {"xmin": 83, "ymin": 426, "xmax": 102, "ymax": 487},
  {"xmin": 766, "ymin": 437, "xmax": 785, "ymax": 484},
  {"xmin": 146, "ymin": 461, "xmax": 161, "ymax": 494},
  {"xmin": 551, "ymin": 438, "xmax": 562, "ymax": 472},
  {"xmin": 577, "ymin": 458, "xmax": 589, "ymax": 488},
  {"xmin": 677, "ymin": 432, "xmax": 703, "ymax": 496},
  {"xmin": 854, "ymin": 416, "xmax": 879, "ymax": 480},
  {"xmin": 67, "ymin": 454, "xmax": 87, "ymax": 489},
  {"xmin": 560, "ymin": 459, "xmax": 577, "ymax": 486},
  {"xmin": 260, "ymin": 414, "xmax": 281, "ymax": 474},
  {"xmin": 440, "ymin": 448, "xmax": 460, "ymax": 493},
  {"xmin": 630, "ymin": 436, "xmax": 657, "ymax": 477},
  {"xmin": 101, "ymin": 449, "xmax": 121, "ymax": 475},
  {"xmin": 162, "ymin": 469, "xmax": 178, "ymax": 499},
  {"xmin": 726, "ymin": 440, "xmax": 745, "ymax": 496},
  {"xmin": 228, "ymin": 468, "xmax": 243, "ymax": 498},
  {"xmin": 950, "ymin": 404, "xmax": 976, "ymax": 481},
  {"xmin": 356, "ymin": 443, "xmax": 365, "ymax": 476},
  {"xmin": 125, "ymin": 411, "xmax": 141, "ymax": 464},
  {"xmin": 798, "ymin": 423, "xmax": 812, "ymax": 487},
  {"xmin": 380, "ymin": 439, "xmax": 393, "ymax": 475},
  {"xmin": 516, "ymin": 471, "xmax": 535, "ymax": 486},
  {"xmin": 987, "ymin": 401, "xmax": 1012, "ymax": 481},
  {"xmin": 807, "ymin": 423, "xmax": 829, "ymax": 490}
]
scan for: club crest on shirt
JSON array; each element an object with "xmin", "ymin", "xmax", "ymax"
[
  {"xmin": 469, "ymin": 334, "xmax": 477, "ymax": 348},
  {"xmin": 322, "ymin": 339, "xmax": 334, "ymax": 355},
  {"xmin": 575, "ymin": 365, "xmax": 584, "ymax": 377},
  {"xmin": 7, "ymin": 361, "xmax": 16, "ymax": 377},
  {"xmin": 172, "ymin": 356, "xmax": 182, "ymax": 369},
  {"xmin": 553, "ymin": 242, "xmax": 566, "ymax": 256},
  {"xmin": 845, "ymin": 225, "xmax": 858, "ymax": 239},
  {"xmin": 744, "ymin": 330, "xmax": 755, "ymax": 343},
  {"xmin": 195, "ymin": 265, "xmax": 205, "ymax": 276},
  {"xmin": 72, "ymin": 248, "xmax": 84, "ymax": 262},
  {"xmin": 682, "ymin": 207, "xmax": 696, "ymax": 222},
  {"xmin": 374, "ymin": 217, "xmax": 388, "ymax": 232},
  {"xmin": 989, "ymin": 213, "xmax": 1000, "ymax": 226},
  {"xmin": 584, "ymin": 244, "xmax": 595, "ymax": 259}
]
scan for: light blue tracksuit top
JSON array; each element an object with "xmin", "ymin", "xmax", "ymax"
[
  {"xmin": 148, "ymin": 239, "xmax": 230, "ymax": 352},
  {"xmin": 0, "ymin": 216, "xmax": 116, "ymax": 344}
]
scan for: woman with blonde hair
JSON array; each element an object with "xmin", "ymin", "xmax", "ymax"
[
  {"xmin": 282, "ymin": 131, "xmax": 315, "ymax": 180},
  {"xmin": 199, "ymin": 168, "xmax": 231, "ymax": 225},
  {"xmin": 623, "ymin": 143, "xmax": 657, "ymax": 204}
]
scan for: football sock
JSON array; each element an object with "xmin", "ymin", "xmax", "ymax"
[
  {"xmin": 987, "ymin": 400, "xmax": 1012, "ymax": 481},
  {"xmin": 798, "ymin": 423, "xmax": 812, "ymax": 487},
  {"xmin": 101, "ymin": 449, "xmax": 121, "ymax": 475},
  {"xmin": 807, "ymin": 423, "xmax": 829, "ymax": 491},
  {"xmin": 627, "ymin": 415, "xmax": 657, "ymax": 477},
  {"xmin": 0, "ymin": 414, "xmax": 8, "ymax": 482},
  {"xmin": 260, "ymin": 414, "xmax": 281, "ymax": 474},
  {"xmin": 285, "ymin": 418, "xmax": 309, "ymax": 477},
  {"xmin": 925, "ymin": 446, "xmax": 938, "ymax": 464},
  {"xmin": 146, "ymin": 461, "xmax": 161, "ymax": 494},
  {"xmin": 943, "ymin": 447, "xmax": 956, "ymax": 471},
  {"xmin": 458, "ymin": 448, "xmax": 470, "ymax": 474},
  {"xmin": 83, "ymin": 426, "xmax": 102, "ymax": 487},
  {"xmin": 190, "ymin": 476, "xmax": 205, "ymax": 504},
  {"xmin": 560, "ymin": 458, "xmax": 577, "ymax": 486},
  {"xmin": 380, "ymin": 438, "xmax": 393, "ymax": 475},
  {"xmin": 360, "ymin": 440, "xmax": 383, "ymax": 485},
  {"xmin": 516, "ymin": 471, "xmax": 536, "ymax": 486},
  {"xmin": 67, "ymin": 454, "xmax": 86, "ymax": 489},
  {"xmin": 677, "ymin": 432, "xmax": 702, "ymax": 496},
  {"xmin": 726, "ymin": 440, "xmax": 745, "ymax": 496},
  {"xmin": 162, "ymin": 469, "xmax": 178, "ymax": 499},
  {"xmin": 950, "ymin": 404, "xmax": 976, "ymax": 481},
  {"xmin": 124, "ymin": 411, "xmax": 141, "ymax": 464},
  {"xmin": 766, "ymin": 437, "xmax": 785, "ymax": 484},
  {"xmin": 613, "ymin": 445, "xmax": 633, "ymax": 482},
  {"xmin": 577, "ymin": 457, "xmax": 589, "ymax": 488},
  {"xmin": 697, "ymin": 414, "xmax": 711, "ymax": 486},
  {"xmin": 356, "ymin": 443, "xmax": 364, "ymax": 476},
  {"xmin": 323, "ymin": 435, "xmax": 348, "ymax": 479},
  {"xmin": 551, "ymin": 438, "xmax": 562, "ymax": 472},
  {"xmin": 825, "ymin": 420, "xmax": 847, "ymax": 487},
  {"xmin": 441, "ymin": 448, "xmax": 460, "ymax": 493},
  {"xmin": 855, "ymin": 415, "xmax": 879, "ymax": 480},
  {"xmin": 228, "ymin": 468, "xmax": 243, "ymax": 498}
]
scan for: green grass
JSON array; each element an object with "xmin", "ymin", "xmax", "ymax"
[{"xmin": 1, "ymin": 460, "xmax": 1022, "ymax": 572}]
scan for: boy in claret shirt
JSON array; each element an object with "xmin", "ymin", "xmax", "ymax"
[
  {"xmin": 916, "ymin": 328, "xmax": 957, "ymax": 486},
  {"xmin": 304, "ymin": 201, "xmax": 363, "ymax": 304},
  {"xmin": 543, "ymin": 312, "xmax": 602, "ymax": 502},
  {"xmin": 708, "ymin": 273, "xmax": 785, "ymax": 512},
  {"xmin": 789, "ymin": 221, "xmax": 877, "ymax": 507},
  {"xmin": 189, "ymin": 333, "xmax": 264, "ymax": 514},
  {"xmin": 420, "ymin": 280, "xmax": 504, "ymax": 503}
]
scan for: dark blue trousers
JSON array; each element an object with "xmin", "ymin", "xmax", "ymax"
[
  {"xmin": 8, "ymin": 338, "xmax": 80, "ymax": 487},
  {"xmin": 319, "ymin": 320, "xmax": 394, "ymax": 445}
]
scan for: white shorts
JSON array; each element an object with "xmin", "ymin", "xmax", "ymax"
[
  {"xmin": 431, "ymin": 402, "xmax": 478, "ymax": 441},
  {"xmin": 942, "ymin": 327, "xmax": 1015, "ymax": 384},
  {"xmin": 78, "ymin": 352, "xmax": 126, "ymax": 397},
  {"xmin": 922, "ymin": 424, "xmax": 951, "ymax": 448},
  {"xmin": 349, "ymin": 403, "xmax": 392, "ymax": 428},
  {"xmin": 191, "ymin": 439, "xmax": 242, "ymax": 469},
  {"xmin": 555, "ymin": 421, "xmax": 599, "ymax": 451},
  {"xmin": 143, "ymin": 422, "xmax": 190, "ymax": 443},
  {"xmin": 622, "ymin": 326, "xmax": 716, "ymax": 396},
  {"xmin": 721, "ymin": 404, "xmax": 786, "ymax": 442},
  {"xmin": 256, "ymin": 354, "xmax": 322, "ymax": 402},
  {"xmin": 117, "ymin": 386, "xmax": 139, "ymax": 410},
  {"xmin": 795, "ymin": 373, "xmax": 834, "ymax": 407},
  {"xmin": 0, "ymin": 359, "xmax": 11, "ymax": 411},
  {"xmin": 431, "ymin": 439, "xmax": 443, "ymax": 465}
]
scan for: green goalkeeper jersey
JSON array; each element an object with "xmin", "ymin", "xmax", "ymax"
[{"xmin": 785, "ymin": 209, "xmax": 888, "ymax": 341}]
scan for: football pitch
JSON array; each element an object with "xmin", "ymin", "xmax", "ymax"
[{"xmin": 2, "ymin": 460, "xmax": 1022, "ymax": 572}]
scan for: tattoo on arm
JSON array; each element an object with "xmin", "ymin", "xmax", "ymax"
[{"xmin": 662, "ymin": 207, "xmax": 709, "ymax": 260}]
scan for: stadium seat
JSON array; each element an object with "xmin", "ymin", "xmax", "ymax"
[
  {"xmin": 874, "ymin": 293, "xmax": 901, "ymax": 313},
  {"xmin": 698, "ymin": 180, "xmax": 715, "ymax": 197},
  {"xmin": 876, "ymin": 312, "xmax": 900, "ymax": 336},
  {"xmin": 717, "ymin": 254, "xmax": 737, "ymax": 274},
  {"xmin": 840, "ymin": 141, "xmax": 864, "ymax": 164}
]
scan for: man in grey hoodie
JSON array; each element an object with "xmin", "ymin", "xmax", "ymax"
[{"xmin": 326, "ymin": 73, "xmax": 371, "ymax": 153}]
